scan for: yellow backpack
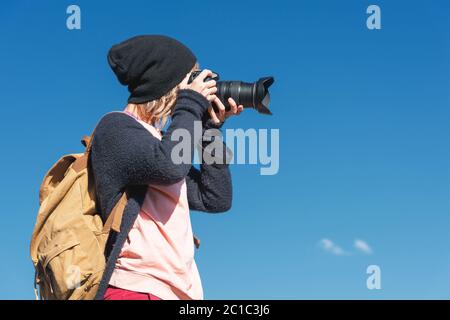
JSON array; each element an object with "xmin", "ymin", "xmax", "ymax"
[{"xmin": 30, "ymin": 118, "xmax": 128, "ymax": 300}]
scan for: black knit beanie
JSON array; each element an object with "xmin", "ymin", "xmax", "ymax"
[{"xmin": 107, "ymin": 35, "xmax": 197, "ymax": 103}]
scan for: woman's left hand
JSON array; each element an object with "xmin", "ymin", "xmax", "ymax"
[{"xmin": 208, "ymin": 96, "xmax": 244, "ymax": 124}]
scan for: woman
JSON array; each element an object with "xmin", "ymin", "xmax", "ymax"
[{"xmin": 89, "ymin": 35, "xmax": 242, "ymax": 300}]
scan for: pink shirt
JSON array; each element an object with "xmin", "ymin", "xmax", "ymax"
[{"xmin": 108, "ymin": 111, "xmax": 203, "ymax": 300}]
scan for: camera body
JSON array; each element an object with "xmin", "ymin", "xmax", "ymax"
[{"xmin": 188, "ymin": 70, "xmax": 220, "ymax": 84}]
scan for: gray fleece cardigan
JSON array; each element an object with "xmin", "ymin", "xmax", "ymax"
[{"xmin": 89, "ymin": 89, "xmax": 232, "ymax": 299}]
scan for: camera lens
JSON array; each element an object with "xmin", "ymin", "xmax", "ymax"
[{"xmin": 216, "ymin": 77, "xmax": 274, "ymax": 115}]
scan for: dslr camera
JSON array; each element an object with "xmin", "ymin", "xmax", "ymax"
[{"xmin": 188, "ymin": 71, "xmax": 275, "ymax": 115}]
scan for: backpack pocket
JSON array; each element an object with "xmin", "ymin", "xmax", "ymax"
[{"xmin": 38, "ymin": 228, "xmax": 93, "ymax": 300}]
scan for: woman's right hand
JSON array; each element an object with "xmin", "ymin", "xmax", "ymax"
[{"xmin": 180, "ymin": 69, "xmax": 217, "ymax": 102}]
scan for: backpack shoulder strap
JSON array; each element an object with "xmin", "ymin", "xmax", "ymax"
[
  {"xmin": 71, "ymin": 131, "xmax": 96, "ymax": 173},
  {"xmin": 102, "ymin": 189, "xmax": 129, "ymax": 233},
  {"xmin": 72, "ymin": 111, "xmax": 123, "ymax": 173}
]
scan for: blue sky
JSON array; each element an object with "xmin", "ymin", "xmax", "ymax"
[{"xmin": 0, "ymin": 0, "xmax": 449, "ymax": 299}]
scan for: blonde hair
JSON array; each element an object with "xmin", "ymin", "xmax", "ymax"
[{"xmin": 130, "ymin": 62, "xmax": 200, "ymax": 128}]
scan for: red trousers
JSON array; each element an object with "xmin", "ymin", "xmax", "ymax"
[{"xmin": 104, "ymin": 285, "xmax": 162, "ymax": 300}]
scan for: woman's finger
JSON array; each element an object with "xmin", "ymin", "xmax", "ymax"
[
  {"xmin": 195, "ymin": 69, "xmax": 212, "ymax": 83},
  {"xmin": 228, "ymin": 97, "xmax": 238, "ymax": 110},
  {"xmin": 224, "ymin": 97, "xmax": 241, "ymax": 118},
  {"xmin": 225, "ymin": 108, "xmax": 236, "ymax": 117},
  {"xmin": 205, "ymin": 79, "xmax": 217, "ymax": 88},
  {"xmin": 214, "ymin": 97, "xmax": 226, "ymax": 121},
  {"xmin": 204, "ymin": 86, "xmax": 218, "ymax": 96},
  {"xmin": 214, "ymin": 96, "xmax": 226, "ymax": 111},
  {"xmin": 208, "ymin": 106, "xmax": 221, "ymax": 124},
  {"xmin": 228, "ymin": 97, "xmax": 238, "ymax": 114}
]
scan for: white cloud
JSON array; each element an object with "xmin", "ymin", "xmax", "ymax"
[
  {"xmin": 318, "ymin": 238, "xmax": 349, "ymax": 256},
  {"xmin": 354, "ymin": 239, "xmax": 373, "ymax": 255}
]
